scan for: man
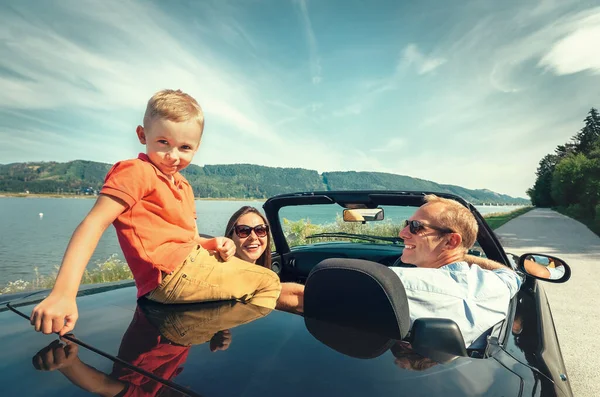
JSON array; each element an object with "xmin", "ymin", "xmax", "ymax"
[
  {"xmin": 522, "ymin": 255, "xmax": 566, "ymax": 280},
  {"xmin": 391, "ymin": 194, "xmax": 522, "ymax": 348}
]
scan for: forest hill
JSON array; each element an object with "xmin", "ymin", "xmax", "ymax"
[{"xmin": 0, "ymin": 161, "xmax": 529, "ymax": 206}]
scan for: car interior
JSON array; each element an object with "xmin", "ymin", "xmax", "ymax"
[
  {"xmin": 264, "ymin": 191, "xmax": 514, "ymax": 359},
  {"xmin": 303, "ymin": 257, "xmax": 476, "ymax": 363}
]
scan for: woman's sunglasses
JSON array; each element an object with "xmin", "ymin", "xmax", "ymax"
[
  {"xmin": 233, "ymin": 224, "xmax": 269, "ymax": 238},
  {"xmin": 403, "ymin": 219, "xmax": 454, "ymax": 235}
]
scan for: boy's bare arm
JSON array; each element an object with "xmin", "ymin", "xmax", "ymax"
[
  {"xmin": 196, "ymin": 235, "xmax": 215, "ymax": 249},
  {"xmin": 31, "ymin": 194, "xmax": 127, "ymax": 335},
  {"xmin": 196, "ymin": 234, "xmax": 236, "ymax": 261},
  {"xmin": 33, "ymin": 339, "xmax": 126, "ymax": 396}
]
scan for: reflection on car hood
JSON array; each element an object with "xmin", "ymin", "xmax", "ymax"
[{"xmin": 1, "ymin": 285, "xmax": 523, "ymax": 397}]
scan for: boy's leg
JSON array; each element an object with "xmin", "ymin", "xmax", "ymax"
[{"xmin": 147, "ymin": 246, "xmax": 281, "ymax": 309}]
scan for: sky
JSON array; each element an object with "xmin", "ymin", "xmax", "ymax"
[{"xmin": 1, "ymin": 0, "xmax": 599, "ymax": 198}]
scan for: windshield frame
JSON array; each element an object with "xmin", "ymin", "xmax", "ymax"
[{"xmin": 263, "ymin": 190, "xmax": 511, "ymax": 267}]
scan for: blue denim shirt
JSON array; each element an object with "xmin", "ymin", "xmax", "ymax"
[{"xmin": 390, "ymin": 261, "xmax": 522, "ymax": 348}]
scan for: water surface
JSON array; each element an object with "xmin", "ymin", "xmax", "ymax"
[{"xmin": 0, "ymin": 197, "xmax": 523, "ymax": 285}]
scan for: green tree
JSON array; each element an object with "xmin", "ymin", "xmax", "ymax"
[
  {"xmin": 528, "ymin": 154, "xmax": 559, "ymax": 207},
  {"xmin": 528, "ymin": 107, "xmax": 600, "ymax": 236},
  {"xmin": 555, "ymin": 143, "xmax": 576, "ymax": 159},
  {"xmin": 551, "ymin": 153, "xmax": 598, "ymax": 216},
  {"xmin": 572, "ymin": 108, "xmax": 600, "ymax": 156}
]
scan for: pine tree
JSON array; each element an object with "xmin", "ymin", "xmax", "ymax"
[
  {"xmin": 572, "ymin": 108, "xmax": 600, "ymax": 155},
  {"xmin": 528, "ymin": 154, "xmax": 559, "ymax": 207},
  {"xmin": 555, "ymin": 143, "xmax": 576, "ymax": 159}
]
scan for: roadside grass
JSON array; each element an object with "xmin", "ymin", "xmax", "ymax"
[
  {"xmin": 283, "ymin": 216, "xmax": 402, "ymax": 248},
  {"xmin": 554, "ymin": 206, "xmax": 600, "ymax": 238},
  {"xmin": 0, "ymin": 206, "xmax": 532, "ymax": 295},
  {"xmin": 483, "ymin": 206, "xmax": 534, "ymax": 230}
]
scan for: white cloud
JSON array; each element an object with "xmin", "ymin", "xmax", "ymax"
[
  {"xmin": 333, "ymin": 104, "xmax": 362, "ymax": 117},
  {"xmin": 265, "ymin": 100, "xmax": 321, "ymax": 128},
  {"xmin": 0, "ymin": 0, "xmax": 287, "ymax": 144},
  {"xmin": 487, "ymin": 6, "xmax": 600, "ymax": 91},
  {"xmin": 371, "ymin": 138, "xmax": 404, "ymax": 153},
  {"xmin": 294, "ymin": 0, "xmax": 322, "ymax": 84},
  {"xmin": 401, "ymin": 44, "xmax": 447, "ymax": 75},
  {"xmin": 2, "ymin": 0, "xmax": 599, "ymax": 198},
  {"xmin": 394, "ymin": 4, "xmax": 600, "ymax": 197},
  {"xmin": 2, "ymin": 124, "xmax": 136, "ymax": 164},
  {"xmin": 539, "ymin": 25, "xmax": 600, "ymax": 75}
]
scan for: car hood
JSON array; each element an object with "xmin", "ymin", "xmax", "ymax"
[{"xmin": 1, "ymin": 284, "xmax": 524, "ymax": 397}]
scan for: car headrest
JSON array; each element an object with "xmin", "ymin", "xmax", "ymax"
[
  {"xmin": 304, "ymin": 258, "xmax": 410, "ymax": 340},
  {"xmin": 410, "ymin": 318, "xmax": 468, "ymax": 362}
]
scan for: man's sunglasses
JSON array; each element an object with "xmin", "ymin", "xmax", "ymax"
[
  {"xmin": 233, "ymin": 224, "xmax": 269, "ymax": 238},
  {"xmin": 403, "ymin": 219, "xmax": 454, "ymax": 235}
]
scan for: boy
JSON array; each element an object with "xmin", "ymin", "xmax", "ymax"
[{"xmin": 31, "ymin": 89, "xmax": 281, "ymax": 336}]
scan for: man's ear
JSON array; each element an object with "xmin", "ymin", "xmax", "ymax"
[
  {"xmin": 445, "ymin": 233, "xmax": 462, "ymax": 250},
  {"xmin": 136, "ymin": 125, "xmax": 146, "ymax": 144}
]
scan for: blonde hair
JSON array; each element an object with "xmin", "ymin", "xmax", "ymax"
[
  {"xmin": 143, "ymin": 89, "xmax": 204, "ymax": 136},
  {"xmin": 423, "ymin": 194, "xmax": 478, "ymax": 250}
]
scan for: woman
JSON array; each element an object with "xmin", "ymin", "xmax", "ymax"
[
  {"xmin": 225, "ymin": 206, "xmax": 304, "ymax": 312},
  {"xmin": 224, "ymin": 206, "xmax": 272, "ymax": 269}
]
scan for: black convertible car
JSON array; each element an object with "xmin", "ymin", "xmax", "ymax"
[{"xmin": 0, "ymin": 191, "xmax": 572, "ymax": 396}]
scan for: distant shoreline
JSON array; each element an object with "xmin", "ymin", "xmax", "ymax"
[
  {"xmin": 0, "ymin": 192, "xmax": 265, "ymax": 202},
  {"xmin": 0, "ymin": 192, "xmax": 523, "ymax": 206}
]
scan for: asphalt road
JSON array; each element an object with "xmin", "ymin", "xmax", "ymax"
[{"xmin": 495, "ymin": 208, "xmax": 600, "ymax": 397}]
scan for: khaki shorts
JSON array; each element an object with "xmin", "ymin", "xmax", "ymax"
[{"xmin": 146, "ymin": 246, "xmax": 281, "ymax": 309}]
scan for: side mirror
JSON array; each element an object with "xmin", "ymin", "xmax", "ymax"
[
  {"xmin": 343, "ymin": 208, "xmax": 384, "ymax": 222},
  {"xmin": 518, "ymin": 253, "xmax": 571, "ymax": 283}
]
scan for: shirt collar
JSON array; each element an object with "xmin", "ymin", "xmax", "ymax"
[
  {"xmin": 137, "ymin": 153, "xmax": 185, "ymax": 186},
  {"xmin": 440, "ymin": 261, "xmax": 470, "ymax": 271}
]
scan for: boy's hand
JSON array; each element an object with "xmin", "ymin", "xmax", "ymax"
[
  {"xmin": 209, "ymin": 329, "xmax": 232, "ymax": 352},
  {"xmin": 215, "ymin": 237, "xmax": 236, "ymax": 261},
  {"xmin": 31, "ymin": 294, "xmax": 79, "ymax": 336},
  {"xmin": 33, "ymin": 337, "xmax": 80, "ymax": 371}
]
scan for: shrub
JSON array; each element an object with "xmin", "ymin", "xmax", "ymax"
[{"xmin": 0, "ymin": 255, "xmax": 132, "ymax": 296}]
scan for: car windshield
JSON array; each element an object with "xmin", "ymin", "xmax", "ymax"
[
  {"xmin": 278, "ymin": 204, "xmax": 411, "ymax": 248},
  {"xmin": 277, "ymin": 203, "xmax": 487, "ymax": 257}
]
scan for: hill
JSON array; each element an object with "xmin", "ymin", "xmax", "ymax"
[{"xmin": 0, "ymin": 161, "xmax": 529, "ymax": 205}]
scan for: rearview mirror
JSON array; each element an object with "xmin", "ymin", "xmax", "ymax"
[
  {"xmin": 518, "ymin": 253, "xmax": 571, "ymax": 283},
  {"xmin": 343, "ymin": 208, "xmax": 384, "ymax": 222}
]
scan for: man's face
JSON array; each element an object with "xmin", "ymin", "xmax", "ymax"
[
  {"xmin": 137, "ymin": 118, "xmax": 201, "ymax": 178},
  {"xmin": 398, "ymin": 203, "xmax": 451, "ymax": 268}
]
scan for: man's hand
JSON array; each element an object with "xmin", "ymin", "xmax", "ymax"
[
  {"xmin": 210, "ymin": 329, "xmax": 232, "ymax": 352},
  {"xmin": 464, "ymin": 254, "xmax": 509, "ymax": 271},
  {"xmin": 215, "ymin": 237, "xmax": 236, "ymax": 261},
  {"xmin": 276, "ymin": 283, "xmax": 304, "ymax": 313},
  {"xmin": 31, "ymin": 294, "xmax": 78, "ymax": 336},
  {"xmin": 33, "ymin": 338, "xmax": 80, "ymax": 371}
]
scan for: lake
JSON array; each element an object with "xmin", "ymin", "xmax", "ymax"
[{"xmin": 0, "ymin": 197, "xmax": 523, "ymax": 286}]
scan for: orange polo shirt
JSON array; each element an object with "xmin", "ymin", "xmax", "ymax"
[{"xmin": 100, "ymin": 153, "xmax": 198, "ymax": 298}]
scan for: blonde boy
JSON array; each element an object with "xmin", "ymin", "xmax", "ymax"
[{"xmin": 31, "ymin": 89, "xmax": 281, "ymax": 336}]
